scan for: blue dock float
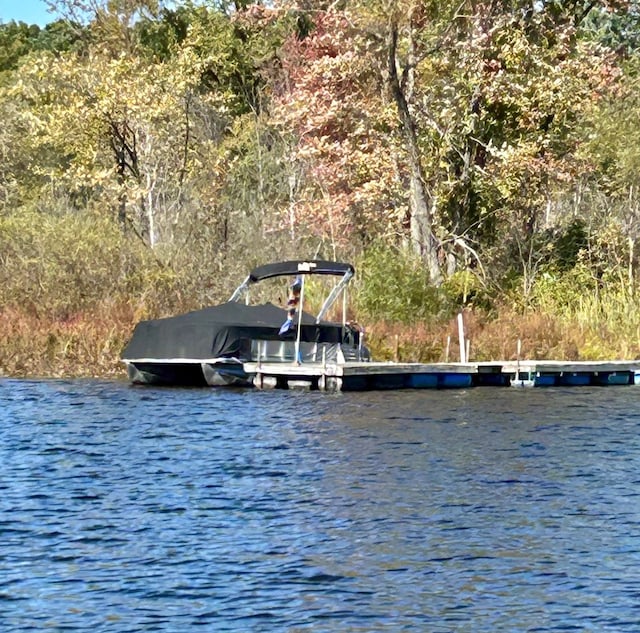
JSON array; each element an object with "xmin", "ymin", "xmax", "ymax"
[
  {"xmin": 503, "ymin": 361, "xmax": 640, "ymax": 388},
  {"xmin": 559, "ymin": 372, "xmax": 592, "ymax": 387},
  {"xmin": 594, "ymin": 371, "xmax": 632, "ymax": 386},
  {"xmin": 243, "ymin": 359, "xmax": 640, "ymax": 392}
]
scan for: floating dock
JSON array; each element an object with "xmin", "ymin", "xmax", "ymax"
[{"xmin": 242, "ymin": 359, "xmax": 640, "ymax": 391}]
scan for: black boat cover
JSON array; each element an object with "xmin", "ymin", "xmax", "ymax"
[{"xmin": 121, "ymin": 301, "xmax": 345, "ymax": 361}]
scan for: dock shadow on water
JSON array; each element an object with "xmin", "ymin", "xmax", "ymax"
[{"xmin": 2, "ymin": 378, "xmax": 640, "ymax": 632}]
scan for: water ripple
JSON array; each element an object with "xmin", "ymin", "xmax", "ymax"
[{"xmin": 1, "ymin": 380, "xmax": 640, "ymax": 631}]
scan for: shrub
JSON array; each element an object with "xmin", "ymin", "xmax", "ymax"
[
  {"xmin": 353, "ymin": 243, "xmax": 452, "ymax": 323},
  {"xmin": 0, "ymin": 206, "xmax": 175, "ymax": 317}
]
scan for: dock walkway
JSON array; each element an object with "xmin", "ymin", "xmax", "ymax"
[{"xmin": 242, "ymin": 359, "xmax": 640, "ymax": 391}]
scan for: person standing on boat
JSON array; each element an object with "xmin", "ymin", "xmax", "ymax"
[{"xmin": 279, "ymin": 276, "xmax": 302, "ymax": 336}]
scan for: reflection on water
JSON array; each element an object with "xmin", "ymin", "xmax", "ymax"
[{"xmin": 1, "ymin": 379, "xmax": 640, "ymax": 631}]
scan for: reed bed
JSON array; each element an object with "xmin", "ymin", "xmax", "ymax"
[
  {"xmin": 0, "ymin": 303, "xmax": 136, "ymax": 378},
  {"xmin": 3, "ymin": 299, "xmax": 640, "ymax": 379},
  {"xmin": 364, "ymin": 303, "xmax": 640, "ymax": 365}
]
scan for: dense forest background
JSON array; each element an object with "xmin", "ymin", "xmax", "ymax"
[{"xmin": 2, "ymin": 0, "xmax": 640, "ymax": 377}]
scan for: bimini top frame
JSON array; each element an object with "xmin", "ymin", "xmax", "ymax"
[{"xmin": 229, "ymin": 259, "xmax": 355, "ymax": 323}]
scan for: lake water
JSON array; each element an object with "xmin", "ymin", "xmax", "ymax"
[{"xmin": 1, "ymin": 379, "xmax": 640, "ymax": 632}]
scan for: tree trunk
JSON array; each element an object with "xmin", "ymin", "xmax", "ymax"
[
  {"xmin": 110, "ymin": 119, "xmax": 143, "ymax": 237},
  {"xmin": 387, "ymin": 19, "xmax": 442, "ymax": 285}
]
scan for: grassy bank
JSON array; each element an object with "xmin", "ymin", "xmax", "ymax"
[{"xmin": 0, "ymin": 303, "xmax": 135, "ymax": 379}]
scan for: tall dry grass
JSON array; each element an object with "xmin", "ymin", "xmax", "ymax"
[
  {"xmin": 365, "ymin": 303, "xmax": 640, "ymax": 364},
  {"xmin": 0, "ymin": 302, "xmax": 139, "ymax": 378},
  {"xmin": 3, "ymin": 293, "xmax": 640, "ymax": 380}
]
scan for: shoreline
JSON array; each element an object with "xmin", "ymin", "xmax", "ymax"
[{"xmin": 2, "ymin": 304, "xmax": 639, "ymax": 381}]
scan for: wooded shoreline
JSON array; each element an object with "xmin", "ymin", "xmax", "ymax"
[{"xmin": 3, "ymin": 2, "xmax": 640, "ymax": 376}]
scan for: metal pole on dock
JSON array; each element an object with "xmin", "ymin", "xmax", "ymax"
[
  {"xmin": 295, "ymin": 275, "xmax": 305, "ymax": 364},
  {"xmin": 342, "ymin": 287, "xmax": 347, "ymax": 325},
  {"xmin": 458, "ymin": 313, "xmax": 467, "ymax": 363}
]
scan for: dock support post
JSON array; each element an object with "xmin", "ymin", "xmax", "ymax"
[
  {"xmin": 253, "ymin": 346, "xmax": 263, "ymax": 388},
  {"xmin": 319, "ymin": 347, "xmax": 327, "ymax": 391}
]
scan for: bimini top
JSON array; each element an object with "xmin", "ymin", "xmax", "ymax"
[
  {"xmin": 248, "ymin": 260, "xmax": 354, "ymax": 283},
  {"xmin": 229, "ymin": 260, "xmax": 355, "ymax": 307}
]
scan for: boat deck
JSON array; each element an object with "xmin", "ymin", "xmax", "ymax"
[{"xmin": 242, "ymin": 359, "xmax": 640, "ymax": 391}]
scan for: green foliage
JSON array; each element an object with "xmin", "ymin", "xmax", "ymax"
[
  {"xmin": 581, "ymin": 2, "xmax": 640, "ymax": 53},
  {"xmin": 136, "ymin": 6, "xmax": 190, "ymax": 60},
  {"xmin": 550, "ymin": 219, "xmax": 588, "ymax": 271},
  {"xmin": 526, "ymin": 265, "xmax": 597, "ymax": 314},
  {"xmin": 440, "ymin": 269, "xmax": 489, "ymax": 309},
  {"xmin": 353, "ymin": 244, "xmax": 452, "ymax": 323},
  {"xmin": 578, "ymin": 55, "xmax": 640, "ymax": 207},
  {"xmin": 0, "ymin": 205, "xmax": 175, "ymax": 317},
  {"xmin": 183, "ymin": 4, "xmax": 295, "ymax": 115},
  {"xmin": 0, "ymin": 19, "xmax": 85, "ymax": 79},
  {"xmin": 0, "ymin": 21, "xmax": 42, "ymax": 74}
]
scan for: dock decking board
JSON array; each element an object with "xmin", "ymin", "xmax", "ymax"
[{"xmin": 240, "ymin": 360, "xmax": 640, "ymax": 391}]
